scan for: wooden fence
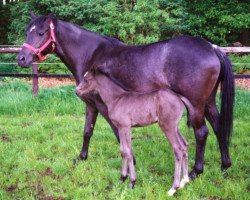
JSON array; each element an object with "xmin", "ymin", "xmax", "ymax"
[{"xmin": 0, "ymin": 46, "xmax": 250, "ymax": 95}]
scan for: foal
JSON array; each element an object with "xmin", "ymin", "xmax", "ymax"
[{"xmin": 76, "ymin": 72, "xmax": 189, "ymax": 196}]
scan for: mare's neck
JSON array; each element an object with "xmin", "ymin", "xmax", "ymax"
[
  {"xmin": 96, "ymin": 75, "xmax": 126, "ymax": 105},
  {"xmin": 54, "ymin": 20, "xmax": 113, "ymax": 84}
]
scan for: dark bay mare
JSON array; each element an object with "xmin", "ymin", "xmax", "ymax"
[{"xmin": 16, "ymin": 13, "xmax": 235, "ymax": 180}]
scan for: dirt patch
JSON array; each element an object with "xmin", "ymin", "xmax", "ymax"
[
  {"xmin": 6, "ymin": 183, "xmax": 18, "ymax": 193},
  {"xmin": 21, "ymin": 122, "xmax": 33, "ymax": 128},
  {"xmin": 39, "ymin": 168, "xmax": 54, "ymax": 177},
  {"xmin": 235, "ymin": 79, "xmax": 250, "ymax": 90},
  {"xmin": 0, "ymin": 134, "xmax": 11, "ymax": 143},
  {"xmin": 27, "ymin": 78, "xmax": 75, "ymax": 88},
  {"xmin": 39, "ymin": 167, "xmax": 61, "ymax": 180},
  {"xmin": 29, "ymin": 180, "xmax": 64, "ymax": 200}
]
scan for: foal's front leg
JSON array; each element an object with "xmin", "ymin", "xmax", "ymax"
[{"xmin": 119, "ymin": 127, "xmax": 136, "ymax": 188}]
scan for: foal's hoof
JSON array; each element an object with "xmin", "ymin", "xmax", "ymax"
[
  {"xmin": 120, "ymin": 175, "xmax": 128, "ymax": 182},
  {"xmin": 133, "ymin": 157, "xmax": 136, "ymax": 166},
  {"xmin": 167, "ymin": 188, "xmax": 177, "ymax": 196},
  {"xmin": 180, "ymin": 176, "xmax": 190, "ymax": 188},
  {"xmin": 129, "ymin": 180, "xmax": 136, "ymax": 189}
]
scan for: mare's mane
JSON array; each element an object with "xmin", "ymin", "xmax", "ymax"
[{"xmin": 26, "ymin": 15, "xmax": 123, "ymax": 46}]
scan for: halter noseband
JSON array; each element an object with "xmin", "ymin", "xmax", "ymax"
[{"xmin": 23, "ymin": 21, "xmax": 56, "ymax": 61}]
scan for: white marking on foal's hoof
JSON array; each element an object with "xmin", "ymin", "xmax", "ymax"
[
  {"xmin": 180, "ymin": 176, "xmax": 190, "ymax": 188},
  {"xmin": 167, "ymin": 188, "xmax": 176, "ymax": 196}
]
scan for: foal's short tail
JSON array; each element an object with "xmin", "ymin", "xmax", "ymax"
[{"xmin": 213, "ymin": 46, "xmax": 235, "ymax": 147}]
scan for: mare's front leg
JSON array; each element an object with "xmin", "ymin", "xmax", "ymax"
[{"xmin": 74, "ymin": 103, "xmax": 98, "ymax": 164}]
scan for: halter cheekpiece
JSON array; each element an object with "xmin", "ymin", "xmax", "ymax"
[{"xmin": 23, "ymin": 21, "xmax": 56, "ymax": 61}]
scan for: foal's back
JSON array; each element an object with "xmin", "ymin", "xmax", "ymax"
[{"xmin": 95, "ymin": 75, "xmax": 184, "ymax": 128}]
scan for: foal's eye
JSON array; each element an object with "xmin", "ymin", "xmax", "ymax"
[{"xmin": 39, "ymin": 32, "xmax": 44, "ymax": 36}]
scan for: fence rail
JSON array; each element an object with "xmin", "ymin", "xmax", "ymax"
[
  {"xmin": 0, "ymin": 73, "xmax": 74, "ymax": 78},
  {"xmin": 0, "ymin": 46, "xmax": 250, "ymax": 95}
]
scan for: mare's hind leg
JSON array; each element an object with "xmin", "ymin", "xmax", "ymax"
[
  {"xmin": 205, "ymin": 97, "xmax": 231, "ymax": 171},
  {"xmin": 189, "ymin": 113, "xmax": 209, "ymax": 180}
]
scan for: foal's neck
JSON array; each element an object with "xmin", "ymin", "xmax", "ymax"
[{"xmin": 95, "ymin": 75, "xmax": 126, "ymax": 105}]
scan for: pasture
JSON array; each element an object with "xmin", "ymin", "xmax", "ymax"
[{"xmin": 0, "ymin": 80, "xmax": 249, "ymax": 200}]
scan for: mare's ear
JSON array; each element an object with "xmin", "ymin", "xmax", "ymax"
[
  {"xmin": 47, "ymin": 13, "xmax": 55, "ymax": 20},
  {"xmin": 30, "ymin": 11, "xmax": 37, "ymax": 19}
]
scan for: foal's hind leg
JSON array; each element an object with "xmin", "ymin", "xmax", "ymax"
[
  {"xmin": 160, "ymin": 125, "xmax": 183, "ymax": 196},
  {"xmin": 205, "ymin": 98, "xmax": 231, "ymax": 171},
  {"xmin": 177, "ymin": 130, "xmax": 189, "ymax": 188}
]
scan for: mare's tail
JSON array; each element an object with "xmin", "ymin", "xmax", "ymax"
[{"xmin": 213, "ymin": 46, "xmax": 235, "ymax": 149}]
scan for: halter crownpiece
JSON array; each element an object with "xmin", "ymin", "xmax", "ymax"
[{"xmin": 23, "ymin": 21, "xmax": 56, "ymax": 61}]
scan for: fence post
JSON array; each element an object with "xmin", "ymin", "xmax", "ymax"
[{"xmin": 32, "ymin": 63, "xmax": 39, "ymax": 96}]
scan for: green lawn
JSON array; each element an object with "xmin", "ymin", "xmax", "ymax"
[{"xmin": 0, "ymin": 80, "xmax": 249, "ymax": 200}]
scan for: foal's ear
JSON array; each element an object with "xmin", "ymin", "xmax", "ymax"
[{"xmin": 30, "ymin": 11, "xmax": 37, "ymax": 19}]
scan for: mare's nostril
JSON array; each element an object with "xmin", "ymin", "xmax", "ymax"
[{"xmin": 20, "ymin": 56, "xmax": 26, "ymax": 61}]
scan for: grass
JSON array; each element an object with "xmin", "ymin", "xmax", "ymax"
[{"xmin": 0, "ymin": 80, "xmax": 249, "ymax": 200}]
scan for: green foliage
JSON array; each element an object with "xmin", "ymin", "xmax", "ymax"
[
  {"xmin": 0, "ymin": 3, "xmax": 11, "ymax": 44},
  {"xmin": 4, "ymin": 0, "xmax": 249, "ymax": 46},
  {"xmin": 230, "ymin": 55, "xmax": 250, "ymax": 73},
  {"xmin": 185, "ymin": 0, "xmax": 250, "ymax": 45},
  {"xmin": 1, "ymin": 1, "xmax": 249, "ymax": 74}
]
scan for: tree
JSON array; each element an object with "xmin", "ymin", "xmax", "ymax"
[
  {"xmin": 185, "ymin": 0, "xmax": 250, "ymax": 45},
  {"xmin": 2, "ymin": 0, "xmax": 250, "ymax": 45}
]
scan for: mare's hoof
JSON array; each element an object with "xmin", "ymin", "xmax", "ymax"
[
  {"xmin": 79, "ymin": 152, "xmax": 88, "ymax": 160},
  {"xmin": 221, "ymin": 162, "xmax": 231, "ymax": 171},
  {"xmin": 188, "ymin": 168, "xmax": 203, "ymax": 181},
  {"xmin": 129, "ymin": 180, "xmax": 136, "ymax": 189},
  {"xmin": 221, "ymin": 161, "xmax": 231, "ymax": 178},
  {"xmin": 73, "ymin": 158, "xmax": 79, "ymax": 165},
  {"xmin": 73, "ymin": 153, "xmax": 88, "ymax": 165},
  {"xmin": 221, "ymin": 168, "xmax": 229, "ymax": 178},
  {"xmin": 120, "ymin": 175, "xmax": 128, "ymax": 182},
  {"xmin": 188, "ymin": 170, "xmax": 197, "ymax": 181}
]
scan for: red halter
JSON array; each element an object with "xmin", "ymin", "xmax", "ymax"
[{"xmin": 23, "ymin": 21, "xmax": 56, "ymax": 61}]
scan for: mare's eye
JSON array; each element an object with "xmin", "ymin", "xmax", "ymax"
[{"xmin": 39, "ymin": 32, "xmax": 44, "ymax": 36}]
